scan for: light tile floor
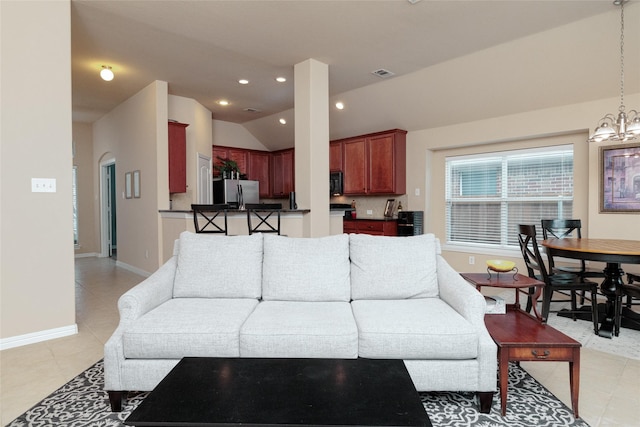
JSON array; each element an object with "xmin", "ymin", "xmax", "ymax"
[{"xmin": 1, "ymin": 257, "xmax": 639, "ymax": 426}]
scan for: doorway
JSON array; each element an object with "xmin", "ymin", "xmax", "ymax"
[{"xmin": 100, "ymin": 159, "xmax": 117, "ymax": 258}]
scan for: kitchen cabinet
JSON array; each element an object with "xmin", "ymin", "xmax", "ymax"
[
  {"xmin": 271, "ymin": 148, "xmax": 295, "ymax": 198},
  {"xmin": 248, "ymin": 151, "xmax": 271, "ymax": 198},
  {"xmin": 335, "ymin": 129, "xmax": 406, "ymax": 196},
  {"xmin": 343, "ymin": 219, "xmax": 397, "ymax": 236},
  {"xmin": 330, "ymin": 141, "xmax": 343, "ymax": 171},
  {"xmin": 212, "ymin": 146, "xmax": 249, "ymax": 177},
  {"xmin": 168, "ymin": 121, "xmax": 189, "ymax": 193}
]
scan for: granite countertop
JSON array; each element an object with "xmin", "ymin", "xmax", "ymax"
[
  {"xmin": 160, "ymin": 208, "xmax": 310, "ymax": 214},
  {"xmin": 344, "ymin": 217, "xmax": 398, "ymax": 222}
]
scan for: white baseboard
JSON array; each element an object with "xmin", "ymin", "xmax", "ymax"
[
  {"xmin": 0, "ymin": 324, "xmax": 78, "ymax": 350},
  {"xmin": 75, "ymin": 252, "xmax": 99, "ymax": 258},
  {"xmin": 115, "ymin": 260, "xmax": 150, "ymax": 278}
]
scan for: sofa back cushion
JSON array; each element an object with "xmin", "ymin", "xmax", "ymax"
[
  {"xmin": 173, "ymin": 231, "xmax": 263, "ymax": 299},
  {"xmin": 262, "ymin": 234, "xmax": 351, "ymax": 301},
  {"xmin": 350, "ymin": 233, "xmax": 439, "ymax": 300}
]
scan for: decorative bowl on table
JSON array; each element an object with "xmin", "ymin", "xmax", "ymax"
[
  {"xmin": 486, "ymin": 260, "xmax": 516, "ymax": 272},
  {"xmin": 486, "ymin": 260, "xmax": 518, "ymax": 279}
]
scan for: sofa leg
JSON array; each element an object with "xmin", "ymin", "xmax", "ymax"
[
  {"xmin": 478, "ymin": 391, "xmax": 494, "ymax": 413},
  {"xmin": 108, "ymin": 391, "xmax": 127, "ymax": 412}
]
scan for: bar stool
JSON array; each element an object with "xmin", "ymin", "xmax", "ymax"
[
  {"xmin": 245, "ymin": 203, "xmax": 282, "ymax": 235},
  {"xmin": 191, "ymin": 204, "xmax": 230, "ymax": 234}
]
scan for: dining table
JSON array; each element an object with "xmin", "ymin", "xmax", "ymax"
[{"xmin": 542, "ymin": 238, "xmax": 640, "ymax": 338}]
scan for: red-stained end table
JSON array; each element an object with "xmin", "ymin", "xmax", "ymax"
[{"xmin": 461, "ymin": 273, "xmax": 581, "ymax": 418}]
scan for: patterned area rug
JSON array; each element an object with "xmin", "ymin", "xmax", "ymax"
[{"xmin": 8, "ymin": 360, "xmax": 589, "ymax": 427}]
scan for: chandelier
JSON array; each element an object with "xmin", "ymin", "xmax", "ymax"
[{"xmin": 588, "ymin": 0, "xmax": 640, "ymax": 143}]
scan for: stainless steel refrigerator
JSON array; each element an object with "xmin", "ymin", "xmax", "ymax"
[{"xmin": 213, "ymin": 179, "xmax": 259, "ymax": 208}]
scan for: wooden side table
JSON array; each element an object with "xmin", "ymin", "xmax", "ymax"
[
  {"xmin": 484, "ymin": 310, "xmax": 581, "ymax": 418},
  {"xmin": 460, "ymin": 272, "xmax": 544, "ymax": 320},
  {"xmin": 461, "ymin": 273, "xmax": 581, "ymax": 418}
]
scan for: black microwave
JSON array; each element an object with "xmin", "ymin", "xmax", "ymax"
[{"xmin": 330, "ymin": 171, "xmax": 343, "ymax": 196}]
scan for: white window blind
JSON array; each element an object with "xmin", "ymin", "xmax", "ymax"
[{"xmin": 445, "ymin": 145, "xmax": 573, "ymax": 249}]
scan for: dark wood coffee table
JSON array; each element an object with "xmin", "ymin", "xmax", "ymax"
[{"xmin": 125, "ymin": 357, "xmax": 432, "ymax": 426}]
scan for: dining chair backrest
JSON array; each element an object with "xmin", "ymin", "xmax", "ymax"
[
  {"xmin": 191, "ymin": 204, "xmax": 230, "ymax": 234},
  {"xmin": 246, "ymin": 203, "xmax": 282, "ymax": 235},
  {"xmin": 517, "ymin": 224, "xmax": 550, "ymax": 284},
  {"xmin": 540, "ymin": 219, "xmax": 597, "ymax": 277}
]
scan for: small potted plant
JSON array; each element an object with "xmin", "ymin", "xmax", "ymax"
[{"xmin": 215, "ymin": 157, "xmax": 240, "ymax": 179}]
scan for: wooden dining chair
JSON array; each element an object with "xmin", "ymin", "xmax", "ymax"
[
  {"xmin": 517, "ymin": 224, "xmax": 599, "ymax": 333},
  {"xmin": 541, "ymin": 219, "xmax": 605, "ymax": 306},
  {"xmin": 245, "ymin": 203, "xmax": 282, "ymax": 235},
  {"xmin": 191, "ymin": 204, "xmax": 230, "ymax": 234}
]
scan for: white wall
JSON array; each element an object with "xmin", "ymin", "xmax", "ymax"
[
  {"xmin": 212, "ymin": 119, "xmax": 269, "ymax": 151},
  {"xmin": 93, "ymin": 81, "xmax": 168, "ymax": 275},
  {"xmin": 406, "ymin": 94, "xmax": 640, "ymax": 275},
  {"xmin": 168, "ymin": 95, "xmax": 214, "ymax": 210},
  {"xmin": 0, "ymin": 0, "xmax": 76, "ymax": 346}
]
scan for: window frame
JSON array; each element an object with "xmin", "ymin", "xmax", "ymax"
[{"xmin": 444, "ymin": 145, "xmax": 574, "ymax": 253}]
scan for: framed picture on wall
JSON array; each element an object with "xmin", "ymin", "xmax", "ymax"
[
  {"xmin": 125, "ymin": 172, "xmax": 132, "ymax": 199},
  {"xmin": 133, "ymin": 170, "xmax": 141, "ymax": 198},
  {"xmin": 600, "ymin": 143, "xmax": 640, "ymax": 213}
]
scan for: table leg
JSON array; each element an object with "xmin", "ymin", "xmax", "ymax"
[
  {"xmin": 569, "ymin": 349, "xmax": 580, "ymax": 419},
  {"xmin": 499, "ymin": 348, "xmax": 509, "ymax": 416},
  {"xmin": 598, "ymin": 263, "xmax": 625, "ymax": 338}
]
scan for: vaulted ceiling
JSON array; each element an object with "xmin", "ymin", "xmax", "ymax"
[{"xmin": 72, "ymin": 0, "xmax": 639, "ymax": 150}]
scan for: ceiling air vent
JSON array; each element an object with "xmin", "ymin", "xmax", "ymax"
[
  {"xmin": 243, "ymin": 107, "xmax": 262, "ymax": 113},
  {"xmin": 371, "ymin": 68, "xmax": 395, "ymax": 78}
]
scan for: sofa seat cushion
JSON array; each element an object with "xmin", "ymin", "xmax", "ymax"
[
  {"xmin": 262, "ymin": 234, "xmax": 350, "ymax": 301},
  {"xmin": 350, "ymin": 234, "xmax": 438, "ymax": 300},
  {"xmin": 173, "ymin": 232, "xmax": 263, "ymax": 299},
  {"xmin": 351, "ymin": 298, "xmax": 478, "ymax": 360},
  {"xmin": 240, "ymin": 301, "xmax": 358, "ymax": 358},
  {"xmin": 123, "ymin": 298, "xmax": 259, "ymax": 359}
]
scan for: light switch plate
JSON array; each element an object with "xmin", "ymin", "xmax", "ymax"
[{"xmin": 32, "ymin": 178, "xmax": 56, "ymax": 193}]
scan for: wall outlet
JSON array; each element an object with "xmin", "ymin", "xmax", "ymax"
[
  {"xmin": 415, "ymin": 188, "xmax": 420, "ymax": 196},
  {"xmin": 366, "ymin": 210, "xmax": 373, "ymax": 216},
  {"xmin": 469, "ymin": 256, "xmax": 475, "ymax": 265}
]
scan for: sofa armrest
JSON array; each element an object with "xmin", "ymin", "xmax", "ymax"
[
  {"xmin": 436, "ymin": 255, "xmax": 486, "ymax": 325},
  {"xmin": 436, "ymin": 255, "xmax": 496, "ymax": 392},
  {"xmin": 117, "ymin": 256, "xmax": 177, "ymax": 323}
]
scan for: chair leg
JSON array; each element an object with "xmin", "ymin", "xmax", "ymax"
[
  {"xmin": 614, "ymin": 294, "xmax": 623, "ymax": 337},
  {"xmin": 525, "ymin": 286, "xmax": 533, "ymax": 314},
  {"xmin": 541, "ymin": 287, "xmax": 552, "ymax": 323},
  {"xmin": 570, "ymin": 290, "xmax": 578, "ymax": 321},
  {"xmin": 590, "ymin": 289, "xmax": 599, "ymax": 335}
]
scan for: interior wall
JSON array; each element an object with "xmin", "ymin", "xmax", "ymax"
[
  {"xmin": 93, "ymin": 81, "xmax": 168, "ymax": 275},
  {"xmin": 168, "ymin": 95, "xmax": 213, "ymax": 210},
  {"xmin": 73, "ymin": 122, "xmax": 98, "ymax": 255},
  {"xmin": 212, "ymin": 119, "xmax": 269, "ymax": 151},
  {"xmin": 0, "ymin": 0, "xmax": 76, "ymax": 343},
  {"xmin": 406, "ymin": 94, "xmax": 640, "ymax": 275}
]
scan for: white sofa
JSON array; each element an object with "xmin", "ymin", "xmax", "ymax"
[{"xmin": 105, "ymin": 232, "xmax": 497, "ymax": 412}]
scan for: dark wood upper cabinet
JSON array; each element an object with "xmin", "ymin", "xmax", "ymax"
[
  {"xmin": 329, "ymin": 141, "xmax": 343, "ymax": 172},
  {"xmin": 168, "ymin": 121, "xmax": 189, "ymax": 193},
  {"xmin": 334, "ymin": 129, "xmax": 406, "ymax": 196},
  {"xmin": 248, "ymin": 151, "xmax": 271, "ymax": 198},
  {"xmin": 212, "ymin": 146, "xmax": 249, "ymax": 177},
  {"xmin": 271, "ymin": 148, "xmax": 295, "ymax": 198}
]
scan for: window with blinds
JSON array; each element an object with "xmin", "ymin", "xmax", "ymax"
[
  {"xmin": 73, "ymin": 166, "xmax": 78, "ymax": 245},
  {"xmin": 445, "ymin": 145, "xmax": 573, "ymax": 249}
]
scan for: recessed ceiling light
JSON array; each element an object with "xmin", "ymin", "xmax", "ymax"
[
  {"xmin": 275, "ymin": 77, "xmax": 287, "ymax": 83},
  {"xmin": 218, "ymin": 100, "xmax": 230, "ymax": 106},
  {"xmin": 335, "ymin": 102, "xmax": 345, "ymax": 110},
  {"xmin": 100, "ymin": 65, "xmax": 114, "ymax": 81},
  {"xmin": 279, "ymin": 118, "xmax": 287, "ymax": 125},
  {"xmin": 238, "ymin": 79, "xmax": 249, "ymax": 85}
]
